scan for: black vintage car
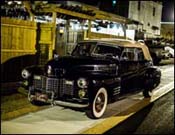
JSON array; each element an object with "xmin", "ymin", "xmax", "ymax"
[{"xmin": 21, "ymin": 39, "xmax": 161, "ymax": 119}]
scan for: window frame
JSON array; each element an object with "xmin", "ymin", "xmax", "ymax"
[
  {"xmin": 120, "ymin": 47, "xmax": 144, "ymax": 61},
  {"xmin": 136, "ymin": 48, "xmax": 145, "ymax": 61},
  {"xmin": 92, "ymin": 43, "xmax": 122, "ymax": 58}
]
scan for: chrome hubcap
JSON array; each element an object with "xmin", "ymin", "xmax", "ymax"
[{"xmin": 95, "ymin": 93, "xmax": 105, "ymax": 112}]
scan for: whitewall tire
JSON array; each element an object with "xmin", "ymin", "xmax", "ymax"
[{"xmin": 86, "ymin": 87, "xmax": 108, "ymax": 119}]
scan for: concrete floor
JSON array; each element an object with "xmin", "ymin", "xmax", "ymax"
[
  {"xmin": 105, "ymin": 90, "xmax": 174, "ymax": 134},
  {"xmin": 135, "ymin": 90, "xmax": 174, "ymax": 134}
]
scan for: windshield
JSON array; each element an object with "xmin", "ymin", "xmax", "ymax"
[
  {"xmin": 93, "ymin": 44, "xmax": 122, "ymax": 58},
  {"xmin": 71, "ymin": 42, "xmax": 96, "ymax": 56}
]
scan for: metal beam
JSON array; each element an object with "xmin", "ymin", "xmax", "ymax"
[
  {"xmin": 81, "ymin": 3, "xmax": 127, "ymax": 23},
  {"xmin": 35, "ymin": 4, "xmax": 127, "ymax": 23},
  {"xmin": 39, "ymin": 7, "xmax": 94, "ymax": 20}
]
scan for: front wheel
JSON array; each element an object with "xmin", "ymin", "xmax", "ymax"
[{"xmin": 86, "ymin": 87, "xmax": 108, "ymax": 119}]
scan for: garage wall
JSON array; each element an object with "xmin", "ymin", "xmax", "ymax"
[
  {"xmin": 1, "ymin": 17, "xmax": 37, "ymax": 82},
  {"xmin": 1, "ymin": 17, "xmax": 37, "ymax": 64}
]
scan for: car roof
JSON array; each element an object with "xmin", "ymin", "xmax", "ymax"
[{"xmin": 79, "ymin": 38, "xmax": 152, "ymax": 61}]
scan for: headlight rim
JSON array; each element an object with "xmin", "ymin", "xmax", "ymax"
[
  {"xmin": 21, "ymin": 69, "xmax": 30, "ymax": 79},
  {"xmin": 77, "ymin": 78, "xmax": 88, "ymax": 88}
]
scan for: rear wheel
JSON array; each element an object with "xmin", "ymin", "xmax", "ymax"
[
  {"xmin": 143, "ymin": 78, "xmax": 159, "ymax": 98},
  {"xmin": 86, "ymin": 87, "xmax": 108, "ymax": 119},
  {"xmin": 143, "ymin": 89, "xmax": 153, "ymax": 98}
]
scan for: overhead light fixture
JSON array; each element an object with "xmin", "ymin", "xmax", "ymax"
[
  {"xmin": 15, "ymin": 1, "xmax": 22, "ymax": 4},
  {"xmin": 42, "ymin": 1, "xmax": 48, "ymax": 4},
  {"xmin": 8, "ymin": 1, "xmax": 12, "ymax": 5},
  {"xmin": 112, "ymin": 0, "xmax": 117, "ymax": 6},
  {"xmin": 59, "ymin": 29, "xmax": 64, "ymax": 34}
]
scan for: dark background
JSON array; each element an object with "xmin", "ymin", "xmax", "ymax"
[
  {"xmin": 162, "ymin": 1, "xmax": 174, "ymax": 22},
  {"xmin": 75, "ymin": 0, "xmax": 174, "ymax": 22}
]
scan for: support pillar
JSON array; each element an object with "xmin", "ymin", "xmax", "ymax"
[
  {"xmin": 88, "ymin": 20, "xmax": 91, "ymax": 38},
  {"xmin": 122, "ymin": 23, "xmax": 127, "ymax": 39},
  {"xmin": 52, "ymin": 12, "xmax": 57, "ymax": 50}
]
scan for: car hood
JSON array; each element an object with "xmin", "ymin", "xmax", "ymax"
[
  {"xmin": 46, "ymin": 56, "xmax": 118, "ymax": 78},
  {"xmin": 47, "ymin": 56, "xmax": 113, "ymax": 66}
]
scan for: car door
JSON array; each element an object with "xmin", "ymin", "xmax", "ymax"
[
  {"xmin": 93, "ymin": 43, "xmax": 122, "ymax": 67},
  {"xmin": 93, "ymin": 43, "xmax": 122, "ymax": 92},
  {"xmin": 119, "ymin": 47, "xmax": 139, "ymax": 94}
]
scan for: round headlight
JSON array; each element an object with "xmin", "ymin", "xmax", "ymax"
[
  {"xmin": 77, "ymin": 78, "xmax": 88, "ymax": 88},
  {"xmin": 21, "ymin": 69, "xmax": 30, "ymax": 79},
  {"xmin": 47, "ymin": 65, "xmax": 52, "ymax": 75}
]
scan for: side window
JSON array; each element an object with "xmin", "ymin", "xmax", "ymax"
[
  {"xmin": 121, "ymin": 48, "xmax": 137, "ymax": 61},
  {"xmin": 137, "ymin": 48, "xmax": 145, "ymax": 61},
  {"xmin": 93, "ymin": 44, "xmax": 121, "ymax": 58}
]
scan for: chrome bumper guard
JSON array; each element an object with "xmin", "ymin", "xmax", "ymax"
[{"xmin": 29, "ymin": 92, "xmax": 88, "ymax": 108}]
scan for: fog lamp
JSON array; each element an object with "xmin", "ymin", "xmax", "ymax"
[
  {"xmin": 23, "ymin": 80, "xmax": 28, "ymax": 86},
  {"xmin": 78, "ymin": 89, "xmax": 86, "ymax": 99}
]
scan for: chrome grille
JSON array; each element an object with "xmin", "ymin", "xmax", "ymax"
[
  {"xmin": 59, "ymin": 79, "xmax": 74, "ymax": 96},
  {"xmin": 33, "ymin": 76, "xmax": 46, "ymax": 90},
  {"xmin": 33, "ymin": 76, "xmax": 74, "ymax": 97},
  {"xmin": 46, "ymin": 78, "xmax": 59, "ymax": 92}
]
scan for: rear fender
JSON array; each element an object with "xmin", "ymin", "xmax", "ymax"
[
  {"xmin": 145, "ymin": 66, "xmax": 161, "ymax": 78},
  {"xmin": 144, "ymin": 66, "xmax": 161, "ymax": 89}
]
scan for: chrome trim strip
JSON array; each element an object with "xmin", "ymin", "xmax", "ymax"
[{"xmin": 54, "ymin": 100, "xmax": 89, "ymax": 108}]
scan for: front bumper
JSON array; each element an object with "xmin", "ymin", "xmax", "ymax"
[
  {"xmin": 54, "ymin": 100, "xmax": 89, "ymax": 108},
  {"xmin": 29, "ymin": 75, "xmax": 89, "ymax": 108},
  {"xmin": 30, "ymin": 92, "xmax": 89, "ymax": 108}
]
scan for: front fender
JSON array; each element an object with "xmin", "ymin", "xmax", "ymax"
[
  {"xmin": 24, "ymin": 65, "xmax": 44, "ymax": 76},
  {"xmin": 21, "ymin": 65, "xmax": 44, "ymax": 88},
  {"xmin": 87, "ymin": 77, "xmax": 121, "ymax": 103}
]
